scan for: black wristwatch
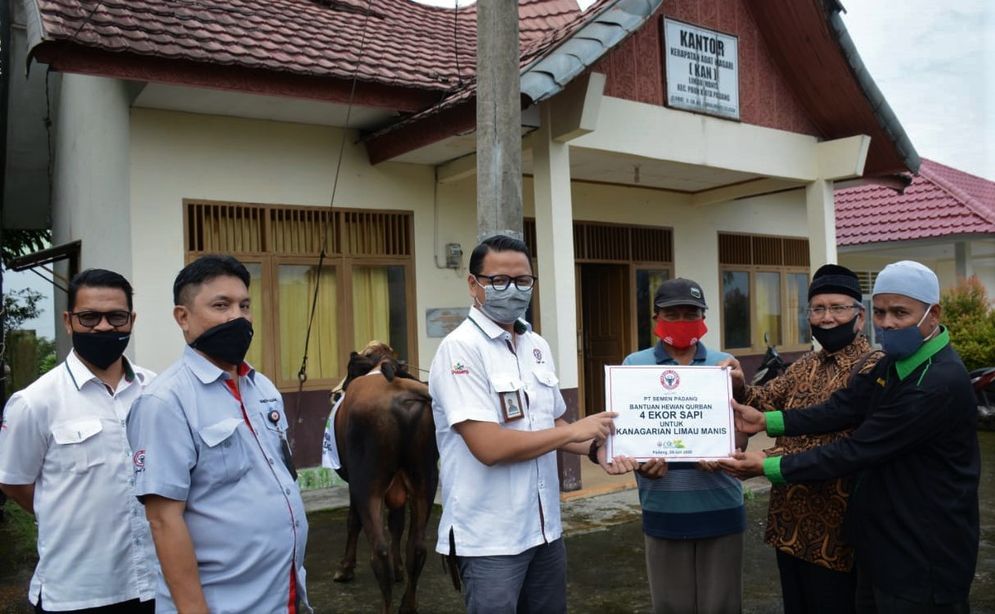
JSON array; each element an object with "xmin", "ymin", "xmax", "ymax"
[{"xmin": 587, "ymin": 439, "xmax": 600, "ymax": 465}]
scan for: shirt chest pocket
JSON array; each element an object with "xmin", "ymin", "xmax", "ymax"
[
  {"xmin": 529, "ymin": 370, "xmax": 559, "ymax": 425},
  {"xmin": 198, "ymin": 418, "xmax": 253, "ymax": 486},
  {"xmin": 489, "ymin": 374, "xmax": 526, "ymax": 426},
  {"xmin": 51, "ymin": 418, "xmax": 106, "ymax": 474}
]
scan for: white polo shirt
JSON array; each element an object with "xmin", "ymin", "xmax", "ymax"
[
  {"xmin": 429, "ymin": 307, "xmax": 566, "ymax": 557},
  {"xmin": 0, "ymin": 351, "xmax": 157, "ymax": 610}
]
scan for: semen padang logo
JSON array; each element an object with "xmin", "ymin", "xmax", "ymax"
[
  {"xmin": 660, "ymin": 369, "xmax": 680, "ymax": 390},
  {"xmin": 133, "ymin": 449, "xmax": 146, "ymax": 472}
]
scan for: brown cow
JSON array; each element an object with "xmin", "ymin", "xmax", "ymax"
[{"xmin": 330, "ymin": 342, "xmax": 438, "ymax": 614}]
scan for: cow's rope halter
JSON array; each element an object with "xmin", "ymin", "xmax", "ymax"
[{"xmin": 293, "ymin": 0, "xmax": 376, "ymax": 444}]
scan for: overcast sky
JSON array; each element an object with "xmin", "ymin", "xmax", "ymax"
[{"xmin": 7, "ymin": 0, "xmax": 993, "ymax": 339}]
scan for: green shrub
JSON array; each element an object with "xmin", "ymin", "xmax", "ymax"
[{"xmin": 940, "ymin": 276, "xmax": 995, "ymax": 371}]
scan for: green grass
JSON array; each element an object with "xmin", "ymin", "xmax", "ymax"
[{"xmin": 1, "ymin": 500, "xmax": 38, "ymax": 563}]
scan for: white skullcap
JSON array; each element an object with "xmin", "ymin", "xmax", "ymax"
[{"xmin": 872, "ymin": 260, "xmax": 940, "ymax": 304}]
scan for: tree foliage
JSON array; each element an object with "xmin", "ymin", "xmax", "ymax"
[
  {"xmin": 940, "ymin": 276, "xmax": 995, "ymax": 371},
  {"xmin": 2, "ymin": 288, "xmax": 43, "ymax": 332},
  {"xmin": 1, "ymin": 228, "xmax": 51, "ymax": 265}
]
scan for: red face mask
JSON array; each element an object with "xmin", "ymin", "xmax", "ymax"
[{"xmin": 654, "ymin": 319, "xmax": 708, "ymax": 349}]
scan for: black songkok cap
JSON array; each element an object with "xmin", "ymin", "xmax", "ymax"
[{"xmin": 808, "ymin": 264, "xmax": 862, "ymax": 302}]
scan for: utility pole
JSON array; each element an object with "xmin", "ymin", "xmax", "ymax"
[{"xmin": 476, "ymin": 0, "xmax": 523, "ymax": 241}]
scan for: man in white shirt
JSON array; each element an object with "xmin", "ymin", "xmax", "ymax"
[
  {"xmin": 429, "ymin": 235, "xmax": 618, "ymax": 613},
  {"xmin": 0, "ymin": 269, "xmax": 156, "ymax": 613}
]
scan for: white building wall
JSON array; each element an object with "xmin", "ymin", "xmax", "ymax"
[
  {"xmin": 126, "ymin": 109, "xmax": 813, "ymax": 374},
  {"xmin": 128, "ymin": 108, "xmax": 475, "ymax": 373},
  {"xmin": 841, "ymin": 240, "xmax": 995, "ymax": 302}
]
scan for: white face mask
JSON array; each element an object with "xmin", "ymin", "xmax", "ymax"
[{"xmin": 475, "ymin": 281, "xmax": 532, "ymax": 324}]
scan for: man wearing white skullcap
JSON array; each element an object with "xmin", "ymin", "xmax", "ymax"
[{"xmin": 720, "ymin": 260, "xmax": 979, "ymax": 613}]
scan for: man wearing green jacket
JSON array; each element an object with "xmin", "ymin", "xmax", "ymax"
[{"xmin": 720, "ymin": 260, "xmax": 979, "ymax": 614}]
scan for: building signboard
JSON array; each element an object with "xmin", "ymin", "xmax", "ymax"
[{"xmin": 663, "ymin": 18, "xmax": 740, "ymax": 120}]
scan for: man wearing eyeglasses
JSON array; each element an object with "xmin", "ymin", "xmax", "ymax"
[
  {"xmin": 429, "ymin": 234, "xmax": 616, "ymax": 613},
  {"xmin": 721, "ymin": 264, "xmax": 878, "ymax": 614},
  {"xmin": 591, "ymin": 277, "xmax": 744, "ymax": 614},
  {"xmin": 0, "ymin": 269, "xmax": 157, "ymax": 613},
  {"xmin": 720, "ymin": 261, "xmax": 979, "ymax": 613}
]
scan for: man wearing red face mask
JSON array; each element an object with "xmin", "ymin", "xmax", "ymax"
[{"xmin": 610, "ymin": 278, "xmax": 746, "ymax": 614}]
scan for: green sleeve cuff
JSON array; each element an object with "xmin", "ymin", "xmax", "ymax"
[
  {"xmin": 765, "ymin": 410, "xmax": 785, "ymax": 436},
  {"xmin": 763, "ymin": 456, "xmax": 786, "ymax": 485}
]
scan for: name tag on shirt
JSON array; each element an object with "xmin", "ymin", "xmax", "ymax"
[{"xmin": 500, "ymin": 390, "xmax": 525, "ymax": 422}]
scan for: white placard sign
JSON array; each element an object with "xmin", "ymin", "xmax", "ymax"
[
  {"xmin": 605, "ymin": 365, "xmax": 734, "ymax": 462},
  {"xmin": 663, "ymin": 18, "xmax": 740, "ymax": 120}
]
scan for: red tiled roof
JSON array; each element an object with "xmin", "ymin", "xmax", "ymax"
[
  {"xmin": 835, "ymin": 159, "xmax": 995, "ymax": 246},
  {"xmin": 32, "ymin": 0, "xmax": 590, "ymax": 93}
]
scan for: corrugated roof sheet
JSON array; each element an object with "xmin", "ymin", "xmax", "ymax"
[{"xmin": 836, "ymin": 159, "xmax": 995, "ymax": 246}]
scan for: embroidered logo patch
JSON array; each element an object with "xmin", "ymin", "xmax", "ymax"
[
  {"xmin": 133, "ymin": 449, "xmax": 146, "ymax": 472},
  {"xmin": 660, "ymin": 369, "xmax": 681, "ymax": 390},
  {"xmin": 533, "ymin": 348, "xmax": 544, "ymax": 364},
  {"xmin": 690, "ymin": 287, "xmax": 702, "ymax": 299},
  {"xmin": 451, "ymin": 361, "xmax": 469, "ymax": 375}
]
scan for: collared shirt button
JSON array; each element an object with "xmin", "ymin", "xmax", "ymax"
[
  {"xmin": 295, "ymin": 520, "xmax": 300, "ymax": 528},
  {"xmin": 268, "ymin": 457, "xmax": 274, "ymax": 465},
  {"xmin": 284, "ymin": 488, "xmax": 291, "ymax": 495}
]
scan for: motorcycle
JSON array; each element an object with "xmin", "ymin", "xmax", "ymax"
[
  {"xmin": 969, "ymin": 367, "xmax": 995, "ymax": 430},
  {"xmin": 752, "ymin": 332, "xmax": 788, "ymax": 386}
]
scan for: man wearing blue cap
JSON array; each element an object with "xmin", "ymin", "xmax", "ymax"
[{"xmin": 720, "ymin": 261, "xmax": 979, "ymax": 613}]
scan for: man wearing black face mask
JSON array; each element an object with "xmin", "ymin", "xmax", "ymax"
[
  {"xmin": 722, "ymin": 264, "xmax": 878, "ymax": 614},
  {"xmin": 720, "ymin": 260, "xmax": 979, "ymax": 613},
  {"xmin": 0, "ymin": 269, "xmax": 157, "ymax": 613},
  {"xmin": 127, "ymin": 255, "xmax": 311, "ymax": 613}
]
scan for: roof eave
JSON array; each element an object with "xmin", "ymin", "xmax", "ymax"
[
  {"xmin": 520, "ymin": 0, "xmax": 662, "ymax": 104},
  {"xmin": 367, "ymin": 0, "xmax": 663, "ymax": 163},
  {"xmin": 28, "ymin": 40, "xmax": 442, "ymax": 114}
]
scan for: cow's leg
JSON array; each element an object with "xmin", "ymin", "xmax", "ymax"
[
  {"xmin": 333, "ymin": 501, "xmax": 361, "ymax": 582},
  {"xmin": 398, "ymin": 474, "xmax": 435, "ymax": 614},
  {"xmin": 388, "ymin": 504, "xmax": 406, "ymax": 584},
  {"xmin": 354, "ymin": 487, "xmax": 393, "ymax": 614}
]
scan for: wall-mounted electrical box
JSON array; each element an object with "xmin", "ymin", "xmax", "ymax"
[{"xmin": 445, "ymin": 243, "xmax": 463, "ymax": 269}]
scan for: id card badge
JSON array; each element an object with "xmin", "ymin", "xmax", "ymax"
[{"xmin": 500, "ymin": 390, "xmax": 525, "ymax": 422}]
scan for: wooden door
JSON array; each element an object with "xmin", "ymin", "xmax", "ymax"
[{"xmin": 580, "ymin": 264, "xmax": 630, "ymax": 417}]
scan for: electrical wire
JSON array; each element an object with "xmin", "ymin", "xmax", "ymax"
[{"xmin": 292, "ymin": 0, "xmax": 375, "ymax": 430}]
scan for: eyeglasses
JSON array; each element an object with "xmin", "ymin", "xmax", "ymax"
[
  {"xmin": 70, "ymin": 310, "xmax": 132, "ymax": 328},
  {"xmin": 807, "ymin": 304, "xmax": 861, "ymax": 317},
  {"xmin": 474, "ymin": 274, "xmax": 537, "ymax": 291}
]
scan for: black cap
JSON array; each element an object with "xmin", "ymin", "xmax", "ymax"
[
  {"xmin": 808, "ymin": 264, "xmax": 862, "ymax": 302},
  {"xmin": 654, "ymin": 278, "xmax": 707, "ymax": 310}
]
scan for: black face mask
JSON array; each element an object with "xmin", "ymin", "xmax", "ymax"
[
  {"xmin": 189, "ymin": 318, "xmax": 254, "ymax": 367},
  {"xmin": 810, "ymin": 316, "xmax": 860, "ymax": 354},
  {"xmin": 73, "ymin": 331, "xmax": 131, "ymax": 370}
]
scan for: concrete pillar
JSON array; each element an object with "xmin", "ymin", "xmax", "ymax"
[
  {"xmin": 51, "ymin": 74, "xmax": 132, "ymax": 359},
  {"xmin": 532, "ymin": 103, "xmax": 582, "ymax": 490},
  {"xmin": 955, "ymin": 241, "xmax": 973, "ymax": 280},
  {"xmin": 476, "ymin": 0, "xmax": 523, "ymax": 241},
  {"xmin": 805, "ymin": 178, "xmax": 838, "ymax": 268},
  {"xmin": 533, "ymin": 105, "xmax": 578, "ymax": 389}
]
